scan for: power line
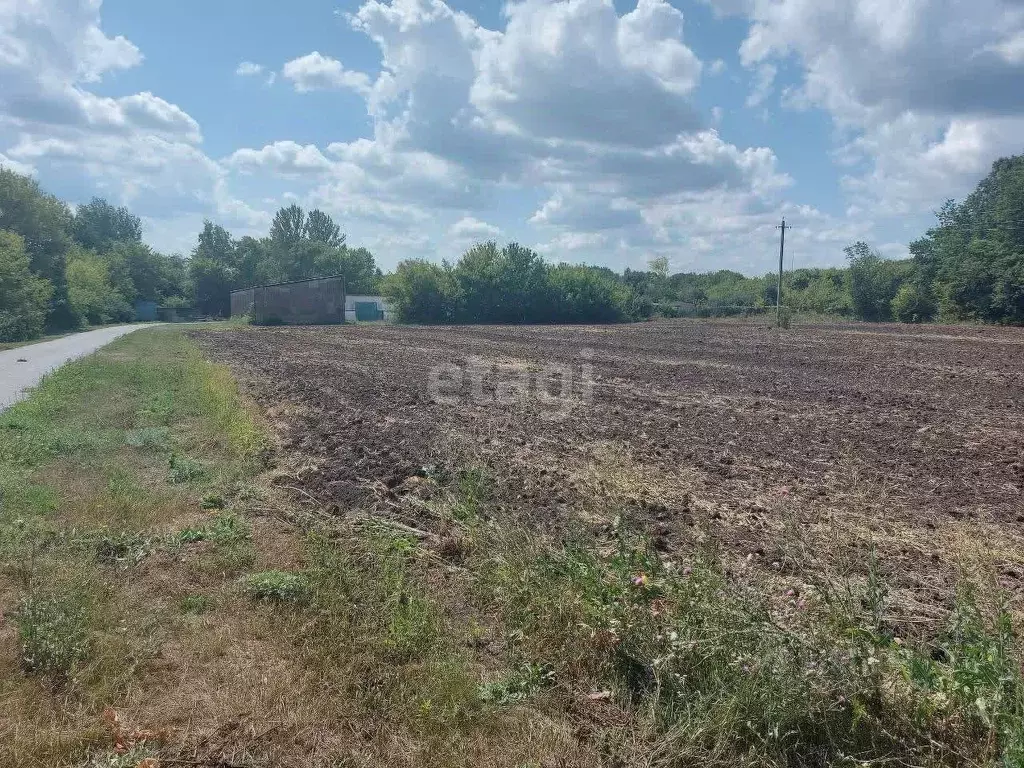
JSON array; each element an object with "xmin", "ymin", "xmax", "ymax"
[{"xmin": 776, "ymin": 218, "xmax": 788, "ymax": 327}]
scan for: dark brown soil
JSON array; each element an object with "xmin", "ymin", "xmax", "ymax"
[{"xmin": 193, "ymin": 319, "xmax": 1024, "ymax": 618}]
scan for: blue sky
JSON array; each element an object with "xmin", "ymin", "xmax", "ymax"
[{"xmin": 2, "ymin": 0, "xmax": 1022, "ymax": 275}]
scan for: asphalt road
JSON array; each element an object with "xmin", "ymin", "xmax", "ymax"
[{"xmin": 0, "ymin": 324, "xmax": 160, "ymax": 412}]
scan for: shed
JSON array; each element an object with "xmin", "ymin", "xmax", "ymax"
[{"xmin": 231, "ymin": 275, "xmax": 346, "ymax": 325}]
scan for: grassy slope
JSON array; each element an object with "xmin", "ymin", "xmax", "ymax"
[{"xmin": 0, "ymin": 328, "xmax": 1021, "ymax": 768}]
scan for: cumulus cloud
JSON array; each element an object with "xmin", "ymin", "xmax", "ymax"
[
  {"xmin": 317, "ymin": 0, "xmax": 786, "ymax": 265},
  {"xmin": 471, "ymin": 0, "xmax": 702, "ymax": 147},
  {"xmin": 713, "ymin": 0, "xmax": 1024, "ymax": 218},
  {"xmin": 226, "ymin": 141, "xmax": 334, "ymax": 175},
  {"xmin": 0, "ymin": 0, "xmax": 203, "ymax": 142},
  {"xmin": 450, "ymin": 216, "xmax": 501, "ymax": 238},
  {"xmin": 282, "ymin": 52, "xmax": 372, "ymax": 94}
]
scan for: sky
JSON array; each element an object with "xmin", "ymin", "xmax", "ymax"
[{"xmin": 1, "ymin": 0, "xmax": 1022, "ymax": 276}]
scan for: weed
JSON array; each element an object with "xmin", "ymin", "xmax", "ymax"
[
  {"xmin": 178, "ymin": 594, "xmax": 212, "ymax": 614},
  {"xmin": 123, "ymin": 426, "xmax": 170, "ymax": 452},
  {"xmin": 478, "ymin": 662, "xmax": 555, "ymax": 705},
  {"xmin": 168, "ymin": 454, "xmax": 208, "ymax": 484},
  {"xmin": 173, "ymin": 510, "xmax": 253, "ymax": 569},
  {"xmin": 201, "ymin": 492, "xmax": 226, "ymax": 509},
  {"xmin": 242, "ymin": 570, "xmax": 309, "ymax": 603},
  {"xmin": 15, "ymin": 592, "xmax": 90, "ymax": 676},
  {"xmin": 93, "ymin": 530, "xmax": 155, "ymax": 567},
  {"xmin": 461, "ymin": 489, "xmax": 1023, "ymax": 766}
]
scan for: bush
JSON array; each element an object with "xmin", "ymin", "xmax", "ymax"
[
  {"xmin": 383, "ymin": 259, "xmax": 462, "ymax": 324},
  {"xmin": 892, "ymin": 283, "xmax": 936, "ymax": 323},
  {"xmin": 0, "ymin": 230, "xmax": 54, "ymax": 342}
]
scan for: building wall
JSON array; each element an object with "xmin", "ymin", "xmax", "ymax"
[
  {"xmin": 230, "ymin": 288, "xmax": 255, "ymax": 318},
  {"xmin": 344, "ymin": 294, "xmax": 394, "ymax": 322}
]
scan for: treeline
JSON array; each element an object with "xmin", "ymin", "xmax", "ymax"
[
  {"xmin": 0, "ymin": 166, "xmax": 382, "ymax": 341},
  {"xmin": 0, "ymin": 169, "xmax": 191, "ymax": 341},
  {"xmin": 622, "ymin": 155, "xmax": 1024, "ymax": 325},
  {"xmin": 383, "ymin": 242, "xmax": 646, "ymax": 324},
  {"xmin": 4, "ymin": 153, "xmax": 1023, "ymax": 339}
]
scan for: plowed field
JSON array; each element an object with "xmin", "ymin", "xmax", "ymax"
[{"xmin": 194, "ymin": 320, "xmax": 1024, "ymax": 619}]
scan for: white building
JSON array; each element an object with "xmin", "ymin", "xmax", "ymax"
[{"xmin": 345, "ymin": 295, "xmax": 394, "ymax": 322}]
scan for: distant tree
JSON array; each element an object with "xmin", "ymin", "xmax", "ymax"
[
  {"xmin": 0, "ymin": 167, "xmax": 74, "ymax": 329},
  {"xmin": 846, "ymin": 242, "xmax": 912, "ymax": 322},
  {"xmin": 66, "ymin": 246, "xmax": 132, "ymax": 325},
  {"xmin": 190, "ymin": 221, "xmax": 237, "ymax": 315},
  {"xmin": 648, "ymin": 256, "xmax": 669, "ymax": 279},
  {"xmin": 194, "ymin": 221, "xmax": 236, "ymax": 266},
  {"xmin": 0, "ymin": 230, "xmax": 54, "ymax": 342},
  {"xmin": 190, "ymin": 258, "xmax": 234, "ymax": 317},
  {"xmin": 305, "ymin": 209, "xmax": 345, "ymax": 248},
  {"xmin": 234, "ymin": 236, "xmax": 271, "ymax": 287},
  {"xmin": 72, "ymin": 198, "xmax": 142, "ymax": 251},
  {"xmin": 891, "ymin": 282, "xmax": 935, "ymax": 324},
  {"xmin": 269, "ymin": 204, "xmax": 305, "ymax": 249},
  {"xmin": 548, "ymin": 263, "xmax": 634, "ymax": 322},
  {"xmin": 382, "ymin": 260, "xmax": 462, "ymax": 323}
]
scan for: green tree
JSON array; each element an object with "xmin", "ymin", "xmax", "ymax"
[
  {"xmin": 194, "ymin": 221, "xmax": 236, "ymax": 266},
  {"xmin": 0, "ymin": 230, "xmax": 54, "ymax": 342},
  {"xmin": 305, "ymin": 209, "xmax": 345, "ymax": 248},
  {"xmin": 846, "ymin": 242, "xmax": 912, "ymax": 322},
  {"xmin": 911, "ymin": 156, "xmax": 1024, "ymax": 324},
  {"xmin": 269, "ymin": 204, "xmax": 305, "ymax": 250},
  {"xmin": 382, "ymin": 260, "xmax": 461, "ymax": 323},
  {"xmin": 66, "ymin": 246, "xmax": 131, "ymax": 325},
  {"xmin": 190, "ymin": 259, "xmax": 234, "ymax": 317},
  {"xmin": 891, "ymin": 283, "xmax": 935, "ymax": 323},
  {"xmin": 548, "ymin": 264, "xmax": 634, "ymax": 322},
  {"xmin": 72, "ymin": 198, "xmax": 142, "ymax": 251},
  {"xmin": 0, "ymin": 167, "xmax": 74, "ymax": 329}
]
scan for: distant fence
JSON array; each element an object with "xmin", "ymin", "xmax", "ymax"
[{"xmin": 230, "ymin": 275, "xmax": 346, "ymax": 325}]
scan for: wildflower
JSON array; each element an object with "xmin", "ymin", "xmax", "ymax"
[
  {"xmin": 785, "ymin": 588, "xmax": 796, "ymax": 597},
  {"xmin": 632, "ymin": 573, "xmax": 649, "ymax": 587},
  {"xmin": 682, "ymin": 566, "xmax": 692, "ymax": 576}
]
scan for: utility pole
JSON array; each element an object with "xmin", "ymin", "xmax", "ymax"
[{"xmin": 776, "ymin": 218, "xmax": 788, "ymax": 326}]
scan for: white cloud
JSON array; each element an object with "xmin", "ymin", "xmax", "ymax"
[
  {"xmin": 235, "ymin": 61, "xmax": 263, "ymax": 76},
  {"xmin": 711, "ymin": 0, "xmax": 1024, "ymax": 223},
  {"xmin": 226, "ymin": 141, "xmax": 334, "ymax": 175},
  {"xmin": 282, "ymin": 51, "xmax": 372, "ymax": 94},
  {"xmin": 450, "ymin": 216, "xmax": 500, "ymax": 238},
  {"xmin": 0, "ymin": 151, "xmax": 35, "ymax": 176},
  {"xmin": 471, "ymin": 0, "xmax": 702, "ymax": 147}
]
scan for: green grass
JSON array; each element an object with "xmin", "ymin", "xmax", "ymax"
[{"xmin": 0, "ymin": 327, "xmax": 270, "ymax": 767}]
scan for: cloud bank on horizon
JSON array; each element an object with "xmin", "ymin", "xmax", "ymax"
[{"xmin": 1, "ymin": 0, "xmax": 1021, "ymax": 274}]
